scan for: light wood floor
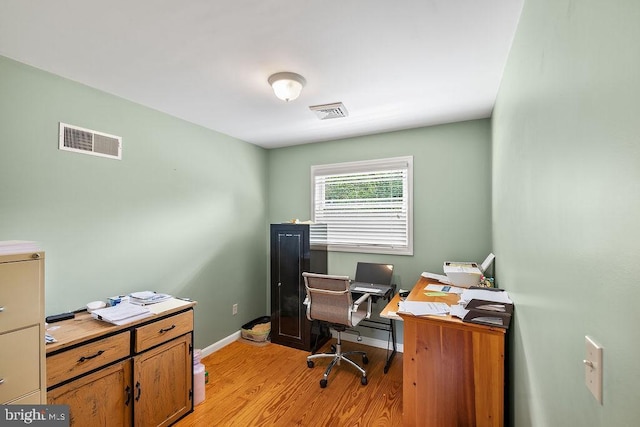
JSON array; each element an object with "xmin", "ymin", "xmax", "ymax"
[{"xmin": 175, "ymin": 338, "xmax": 403, "ymax": 426}]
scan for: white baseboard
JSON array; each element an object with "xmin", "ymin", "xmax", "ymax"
[
  {"xmin": 332, "ymin": 330, "xmax": 403, "ymax": 353},
  {"xmin": 199, "ymin": 329, "xmax": 404, "ymax": 357},
  {"xmin": 200, "ymin": 330, "xmax": 241, "ymax": 357}
]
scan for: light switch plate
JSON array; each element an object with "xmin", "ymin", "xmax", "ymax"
[{"xmin": 585, "ymin": 336, "xmax": 603, "ymax": 404}]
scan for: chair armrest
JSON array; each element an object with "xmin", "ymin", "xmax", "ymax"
[
  {"xmin": 352, "ymin": 293, "xmax": 372, "ymax": 319},
  {"xmin": 353, "ymin": 292, "xmax": 370, "ymax": 307}
]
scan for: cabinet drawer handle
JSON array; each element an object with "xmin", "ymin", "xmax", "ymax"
[
  {"xmin": 125, "ymin": 385, "xmax": 132, "ymax": 406},
  {"xmin": 135, "ymin": 381, "xmax": 141, "ymax": 402},
  {"xmin": 78, "ymin": 350, "xmax": 104, "ymax": 363},
  {"xmin": 0, "ymin": 306, "xmax": 4, "ymax": 312},
  {"xmin": 159, "ymin": 324, "xmax": 176, "ymax": 334},
  {"xmin": 0, "ymin": 378, "xmax": 4, "ymax": 385}
]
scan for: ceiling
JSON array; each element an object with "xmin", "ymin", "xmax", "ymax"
[{"xmin": 0, "ymin": 1, "xmax": 523, "ymax": 149}]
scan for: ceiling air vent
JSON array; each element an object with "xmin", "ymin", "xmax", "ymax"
[
  {"xmin": 59, "ymin": 122, "xmax": 122, "ymax": 160},
  {"xmin": 309, "ymin": 102, "xmax": 349, "ymax": 120}
]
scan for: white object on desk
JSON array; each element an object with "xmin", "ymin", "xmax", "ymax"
[
  {"xmin": 480, "ymin": 253, "xmax": 496, "ymax": 273},
  {"xmin": 147, "ymin": 298, "xmax": 193, "ymax": 314},
  {"xmin": 384, "ymin": 310, "xmax": 402, "ymax": 320},
  {"xmin": 443, "ymin": 262, "xmax": 483, "ymax": 287},
  {"xmin": 398, "ymin": 301, "xmax": 450, "ymax": 316},
  {"xmin": 129, "ymin": 291, "xmax": 172, "ymax": 305},
  {"xmin": 459, "ymin": 289, "xmax": 512, "ymax": 306},
  {"xmin": 424, "ymin": 284, "xmax": 465, "ymax": 294},
  {"xmin": 441, "ymin": 253, "xmax": 496, "ymax": 288},
  {"xmin": 91, "ymin": 303, "xmax": 152, "ymax": 325},
  {"xmin": 420, "ymin": 271, "xmax": 451, "ymax": 284},
  {"xmin": 449, "ymin": 304, "xmax": 470, "ymax": 319},
  {"xmin": 86, "ymin": 300, "xmax": 106, "ymax": 313}
]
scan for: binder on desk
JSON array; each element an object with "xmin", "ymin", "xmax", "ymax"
[
  {"xmin": 91, "ymin": 303, "xmax": 152, "ymax": 325},
  {"xmin": 462, "ymin": 299, "xmax": 513, "ymax": 329}
]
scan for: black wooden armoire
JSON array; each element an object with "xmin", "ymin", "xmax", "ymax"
[{"xmin": 270, "ymin": 223, "xmax": 329, "ymax": 351}]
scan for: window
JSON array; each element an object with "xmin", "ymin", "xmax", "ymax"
[{"xmin": 311, "ymin": 156, "xmax": 413, "ymax": 255}]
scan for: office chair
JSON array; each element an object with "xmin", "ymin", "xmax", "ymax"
[{"xmin": 302, "ymin": 272, "xmax": 372, "ymax": 388}]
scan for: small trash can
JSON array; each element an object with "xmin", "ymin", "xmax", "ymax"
[
  {"xmin": 241, "ymin": 316, "xmax": 271, "ymax": 342},
  {"xmin": 193, "ymin": 349, "xmax": 205, "ymax": 405}
]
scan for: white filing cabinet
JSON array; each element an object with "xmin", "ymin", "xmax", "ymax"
[{"xmin": 0, "ymin": 250, "xmax": 46, "ymax": 404}]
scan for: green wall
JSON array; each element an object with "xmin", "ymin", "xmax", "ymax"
[
  {"xmin": 0, "ymin": 56, "xmax": 269, "ymax": 349},
  {"xmin": 493, "ymin": 0, "xmax": 640, "ymax": 425},
  {"xmin": 268, "ymin": 121, "xmax": 493, "ymax": 342},
  {"xmin": 1, "ymin": 53, "xmax": 493, "ymax": 351}
]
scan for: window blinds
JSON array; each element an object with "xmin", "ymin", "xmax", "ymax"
[{"xmin": 311, "ymin": 157, "xmax": 413, "ymax": 254}]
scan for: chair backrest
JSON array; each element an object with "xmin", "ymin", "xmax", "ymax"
[
  {"xmin": 354, "ymin": 262, "xmax": 394, "ymax": 286},
  {"xmin": 302, "ymin": 272, "xmax": 353, "ymax": 326}
]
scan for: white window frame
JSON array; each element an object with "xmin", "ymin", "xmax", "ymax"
[{"xmin": 310, "ymin": 156, "xmax": 413, "ymax": 255}]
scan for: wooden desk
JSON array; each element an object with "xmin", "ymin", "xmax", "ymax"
[
  {"xmin": 46, "ymin": 299, "xmax": 196, "ymax": 427},
  {"xmin": 383, "ymin": 277, "xmax": 506, "ymax": 427}
]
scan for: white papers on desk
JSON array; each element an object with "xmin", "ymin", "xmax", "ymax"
[
  {"xmin": 450, "ymin": 304, "xmax": 470, "ymax": 319},
  {"xmin": 420, "ymin": 271, "xmax": 451, "ymax": 284},
  {"xmin": 129, "ymin": 291, "xmax": 172, "ymax": 305},
  {"xmin": 91, "ymin": 303, "xmax": 152, "ymax": 325},
  {"xmin": 424, "ymin": 284, "xmax": 465, "ymax": 294},
  {"xmin": 382, "ymin": 311, "xmax": 402, "ymax": 320},
  {"xmin": 459, "ymin": 289, "xmax": 512, "ymax": 306},
  {"xmin": 147, "ymin": 298, "xmax": 192, "ymax": 314},
  {"xmin": 398, "ymin": 301, "xmax": 450, "ymax": 316},
  {"xmin": 0, "ymin": 240, "xmax": 41, "ymax": 255}
]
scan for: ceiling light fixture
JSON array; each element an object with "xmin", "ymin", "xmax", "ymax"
[{"xmin": 268, "ymin": 72, "xmax": 306, "ymax": 102}]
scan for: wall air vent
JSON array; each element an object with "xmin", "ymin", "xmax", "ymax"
[
  {"xmin": 59, "ymin": 122, "xmax": 122, "ymax": 160},
  {"xmin": 309, "ymin": 102, "xmax": 349, "ymax": 120}
]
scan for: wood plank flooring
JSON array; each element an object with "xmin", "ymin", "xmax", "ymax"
[{"xmin": 175, "ymin": 339, "xmax": 403, "ymax": 426}]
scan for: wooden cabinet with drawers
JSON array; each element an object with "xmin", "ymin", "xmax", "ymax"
[
  {"xmin": 46, "ymin": 301, "xmax": 195, "ymax": 427},
  {"xmin": 0, "ymin": 250, "xmax": 46, "ymax": 405}
]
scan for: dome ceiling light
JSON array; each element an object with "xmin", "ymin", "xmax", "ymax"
[{"xmin": 268, "ymin": 72, "xmax": 306, "ymax": 102}]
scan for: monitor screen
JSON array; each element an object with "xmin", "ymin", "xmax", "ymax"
[{"xmin": 354, "ymin": 262, "xmax": 394, "ymax": 286}]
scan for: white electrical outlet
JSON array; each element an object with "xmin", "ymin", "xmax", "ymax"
[
  {"xmin": 232, "ymin": 303, "xmax": 238, "ymax": 315},
  {"xmin": 584, "ymin": 336, "xmax": 603, "ymax": 404}
]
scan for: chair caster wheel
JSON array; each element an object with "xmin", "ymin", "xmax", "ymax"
[
  {"xmin": 361, "ymin": 376, "xmax": 368, "ymax": 386},
  {"xmin": 320, "ymin": 379, "xmax": 328, "ymax": 388},
  {"xmin": 307, "ymin": 360, "xmax": 314, "ymax": 368},
  {"xmin": 363, "ymin": 355, "xmax": 369, "ymax": 365}
]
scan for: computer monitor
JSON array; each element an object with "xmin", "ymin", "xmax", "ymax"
[{"xmin": 354, "ymin": 262, "xmax": 394, "ymax": 286}]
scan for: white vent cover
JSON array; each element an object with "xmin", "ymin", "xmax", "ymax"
[
  {"xmin": 309, "ymin": 102, "xmax": 349, "ymax": 120},
  {"xmin": 59, "ymin": 122, "xmax": 122, "ymax": 160}
]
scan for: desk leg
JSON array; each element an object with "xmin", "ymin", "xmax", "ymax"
[{"xmin": 384, "ymin": 318, "xmax": 397, "ymax": 374}]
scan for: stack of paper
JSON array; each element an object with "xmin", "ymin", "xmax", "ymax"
[
  {"xmin": 420, "ymin": 271, "xmax": 451, "ymax": 284},
  {"xmin": 459, "ymin": 288, "xmax": 512, "ymax": 306},
  {"xmin": 450, "ymin": 304, "xmax": 470, "ymax": 319},
  {"xmin": 461, "ymin": 298, "xmax": 514, "ymax": 329},
  {"xmin": 91, "ymin": 303, "xmax": 152, "ymax": 325},
  {"xmin": 0, "ymin": 240, "xmax": 41, "ymax": 255},
  {"xmin": 398, "ymin": 301, "xmax": 450, "ymax": 316},
  {"xmin": 424, "ymin": 283, "xmax": 465, "ymax": 294},
  {"xmin": 452, "ymin": 288, "xmax": 514, "ymax": 329},
  {"xmin": 129, "ymin": 291, "xmax": 172, "ymax": 305}
]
